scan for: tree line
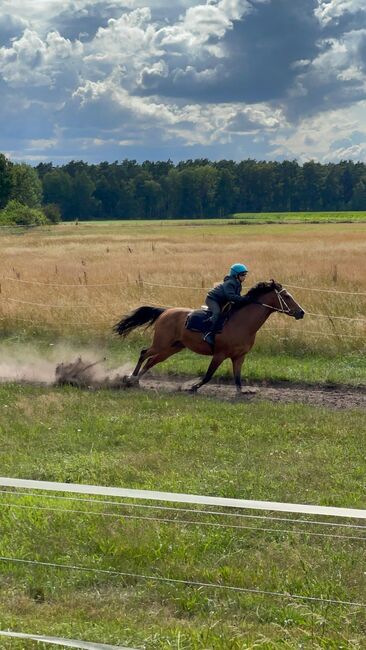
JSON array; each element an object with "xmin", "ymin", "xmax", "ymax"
[{"xmin": 1, "ymin": 153, "xmax": 366, "ymax": 223}]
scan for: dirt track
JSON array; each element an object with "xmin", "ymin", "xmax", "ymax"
[
  {"xmin": 52, "ymin": 359, "xmax": 366, "ymax": 410},
  {"xmin": 141, "ymin": 376, "xmax": 366, "ymax": 410},
  {"xmin": 3, "ymin": 356, "xmax": 363, "ymax": 410}
]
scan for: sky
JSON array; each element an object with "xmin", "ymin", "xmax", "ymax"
[{"xmin": 0, "ymin": 0, "xmax": 366, "ymax": 165}]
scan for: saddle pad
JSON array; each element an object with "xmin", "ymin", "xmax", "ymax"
[{"xmin": 185, "ymin": 309, "xmax": 212, "ymax": 333}]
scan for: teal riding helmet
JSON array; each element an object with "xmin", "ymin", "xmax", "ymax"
[{"xmin": 230, "ymin": 263, "xmax": 248, "ymax": 276}]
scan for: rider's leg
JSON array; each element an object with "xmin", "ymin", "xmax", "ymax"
[{"xmin": 203, "ymin": 298, "xmax": 221, "ymax": 345}]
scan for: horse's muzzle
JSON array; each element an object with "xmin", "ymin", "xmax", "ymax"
[{"xmin": 294, "ymin": 309, "xmax": 305, "ymax": 320}]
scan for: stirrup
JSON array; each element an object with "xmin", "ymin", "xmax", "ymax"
[{"xmin": 203, "ymin": 332, "xmax": 215, "ymax": 346}]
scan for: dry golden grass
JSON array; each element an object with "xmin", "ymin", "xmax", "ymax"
[{"xmin": 0, "ymin": 221, "xmax": 365, "ymax": 352}]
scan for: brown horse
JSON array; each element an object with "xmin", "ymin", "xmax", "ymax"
[{"xmin": 114, "ymin": 280, "xmax": 305, "ymax": 393}]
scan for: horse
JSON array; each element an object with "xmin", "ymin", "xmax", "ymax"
[{"xmin": 113, "ymin": 280, "xmax": 305, "ymax": 393}]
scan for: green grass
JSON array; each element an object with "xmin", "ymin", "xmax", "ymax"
[
  {"xmin": 141, "ymin": 345, "xmax": 366, "ymax": 387},
  {"xmin": 0, "ymin": 384, "xmax": 366, "ymax": 648},
  {"xmin": 234, "ymin": 211, "xmax": 366, "ymax": 223},
  {"xmin": 2, "ymin": 212, "xmax": 366, "ymax": 233}
]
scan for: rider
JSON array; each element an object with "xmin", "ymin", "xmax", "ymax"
[{"xmin": 203, "ymin": 263, "xmax": 249, "ymax": 346}]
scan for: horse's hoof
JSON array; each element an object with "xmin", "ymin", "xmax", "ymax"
[
  {"xmin": 237, "ymin": 387, "xmax": 258, "ymax": 397},
  {"xmin": 122, "ymin": 375, "xmax": 139, "ymax": 388},
  {"xmin": 188, "ymin": 384, "xmax": 199, "ymax": 393}
]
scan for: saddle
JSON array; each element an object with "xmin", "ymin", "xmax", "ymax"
[{"xmin": 185, "ymin": 306, "xmax": 229, "ymax": 334}]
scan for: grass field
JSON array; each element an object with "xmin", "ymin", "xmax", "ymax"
[
  {"xmin": 233, "ymin": 211, "xmax": 366, "ymax": 223},
  {"xmin": 0, "ymin": 217, "xmax": 365, "ymax": 648},
  {"xmin": 0, "ymin": 384, "xmax": 366, "ymax": 649},
  {"xmin": 0, "ymin": 220, "xmax": 365, "ymax": 368}
]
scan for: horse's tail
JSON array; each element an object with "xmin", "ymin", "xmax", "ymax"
[{"xmin": 113, "ymin": 305, "xmax": 167, "ymax": 338}]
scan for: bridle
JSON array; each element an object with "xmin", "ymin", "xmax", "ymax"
[{"xmin": 257, "ymin": 288, "xmax": 295, "ymax": 315}]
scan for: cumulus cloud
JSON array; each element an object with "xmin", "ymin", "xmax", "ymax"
[
  {"xmin": 138, "ymin": 0, "xmax": 321, "ymax": 104},
  {"xmin": 0, "ymin": 13, "xmax": 27, "ymax": 45},
  {"xmin": 226, "ymin": 106, "xmax": 283, "ymax": 133},
  {"xmin": 154, "ymin": 0, "xmax": 253, "ymax": 52},
  {"xmin": 316, "ymin": 0, "xmax": 366, "ymax": 25},
  {"xmin": 285, "ymin": 28, "xmax": 366, "ymax": 120},
  {"xmin": 87, "ymin": 8, "xmax": 159, "ymax": 73},
  {"xmin": 271, "ymin": 100, "xmax": 366, "ymax": 162},
  {"xmin": 0, "ymin": 28, "xmax": 82, "ymax": 87},
  {"xmin": 67, "ymin": 73, "xmax": 279, "ymax": 147}
]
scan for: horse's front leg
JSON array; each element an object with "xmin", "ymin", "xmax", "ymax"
[
  {"xmin": 231, "ymin": 354, "xmax": 245, "ymax": 394},
  {"xmin": 189, "ymin": 353, "xmax": 225, "ymax": 392}
]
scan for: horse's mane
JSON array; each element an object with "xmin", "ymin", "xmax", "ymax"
[
  {"xmin": 232, "ymin": 280, "xmax": 282, "ymax": 311},
  {"xmin": 245, "ymin": 280, "xmax": 282, "ymax": 299}
]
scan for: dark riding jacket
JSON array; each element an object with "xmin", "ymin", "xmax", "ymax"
[{"xmin": 206, "ymin": 275, "xmax": 242, "ymax": 307}]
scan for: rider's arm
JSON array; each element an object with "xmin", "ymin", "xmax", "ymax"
[
  {"xmin": 238, "ymin": 294, "xmax": 252, "ymax": 306},
  {"xmin": 222, "ymin": 278, "xmax": 242, "ymax": 303}
]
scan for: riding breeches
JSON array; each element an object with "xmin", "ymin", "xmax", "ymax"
[{"xmin": 205, "ymin": 298, "xmax": 222, "ymax": 332}]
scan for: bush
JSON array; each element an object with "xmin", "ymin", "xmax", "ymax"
[
  {"xmin": 0, "ymin": 200, "xmax": 49, "ymax": 226},
  {"xmin": 43, "ymin": 203, "xmax": 62, "ymax": 223}
]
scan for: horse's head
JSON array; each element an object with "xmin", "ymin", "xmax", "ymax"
[
  {"xmin": 247, "ymin": 280, "xmax": 305, "ymax": 319},
  {"xmin": 262, "ymin": 280, "xmax": 305, "ymax": 319}
]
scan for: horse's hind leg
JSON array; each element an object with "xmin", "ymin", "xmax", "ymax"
[
  {"xmin": 189, "ymin": 353, "xmax": 225, "ymax": 392},
  {"xmin": 131, "ymin": 348, "xmax": 149, "ymax": 377},
  {"xmin": 139, "ymin": 343, "xmax": 184, "ymax": 378}
]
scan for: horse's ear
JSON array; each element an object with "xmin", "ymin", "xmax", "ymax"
[{"xmin": 270, "ymin": 278, "xmax": 281, "ymax": 290}]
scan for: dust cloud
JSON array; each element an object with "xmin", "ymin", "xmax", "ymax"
[{"xmin": 0, "ymin": 343, "xmax": 133, "ymax": 388}]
